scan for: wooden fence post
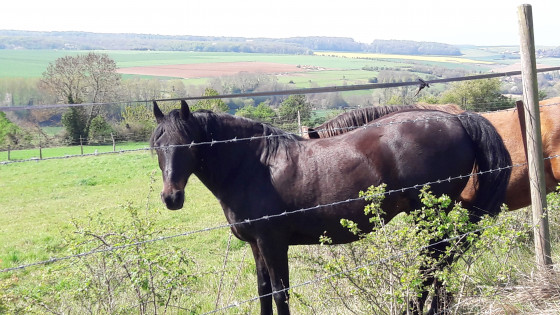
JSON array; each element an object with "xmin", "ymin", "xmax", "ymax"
[
  {"xmin": 80, "ymin": 136, "xmax": 84, "ymax": 155},
  {"xmin": 7, "ymin": 145, "xmax": 10, "ymax": 160},
  {"xmin": 518, "ymin": 4, "xmax": 553, "ymax": 269},
  {"xmin": 297, "ymin": 110, "xmax": 302, "ymax": 136},
  {"xmin": 111, "ymin": 133, "xmax": 116, "ymax": 152}
]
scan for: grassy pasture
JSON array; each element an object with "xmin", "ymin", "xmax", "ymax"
[
  {"xmin": 0, "ymin": 142, "xmax": 149, "ymax": 161},
  {"xmin": 0, "ymin": 147, "xmax": 341, "ymax": 314},
  {"xmin": 1, "ymin": 143, "xmax": 560, "ymax": 313},
  {"xmin": 0, "ymin": 49, "xmax": 500, "ymax": 80},
  {"xmin": 0, "ymin": 150, "xmax": 257, "ymax": 313},
  {"xmin": 4, "ymin": 48, "xmax": 560, "ymax": 313}
]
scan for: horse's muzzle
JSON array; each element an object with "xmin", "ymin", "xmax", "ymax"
[{"xmin": 161, "ymin": 189, "xmax": 185, "ymax": 210}]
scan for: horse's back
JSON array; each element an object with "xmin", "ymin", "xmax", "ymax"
[{"xmin": 287, "ymin": 110, "xmax": 476, "ymax": 214}]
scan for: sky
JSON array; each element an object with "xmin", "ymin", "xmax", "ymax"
[{"xmin": 1, "ymin": 0, "xmax": 559, "ymax": 46}]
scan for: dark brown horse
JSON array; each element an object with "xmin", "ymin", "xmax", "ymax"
[
  {"xmin": 151, "ymin": 100, "xmax": 511, "ymax": 315},
  {"xmin": 305, "ymin": 99, "xmax": 560, "ymax": 211}
]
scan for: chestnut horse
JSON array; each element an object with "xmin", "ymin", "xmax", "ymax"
[
  {"xmin": 151, "ymin": 100, "xmax": 511, "ymax": 315},
  {"xmin": 305, "ymin": 98, "xmax": 560, "ymax": 210}
]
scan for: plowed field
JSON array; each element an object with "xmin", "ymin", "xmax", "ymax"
[{"xmin": 117, "ymin": 61, "xmax": 307, "ymax": 78}]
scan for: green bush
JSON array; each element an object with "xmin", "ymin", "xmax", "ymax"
[
  {"xmin": 61, "ymin": 107, "xmax": 87, "ymax": 144},
  {"xmin": 17, "ymin": 202, "xmax": 199, "ymax": 314},
  {"xmin": 312, "ymin": 185, "xmax": 529, "ymax": 314},
  {"xmin": 0, "ymin": 112, "xmax": 26, "ymax": 146},
  {"xmin": 88, "ymin": 115, "xmax": 113, "ymax": 143}
]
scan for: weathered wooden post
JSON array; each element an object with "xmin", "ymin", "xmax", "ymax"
[
  {"xmin": 80, "ymin": 136, "xmax": 84, "ymax": 155},
  {"xmin": 297, "ymin": 110, "xmax": 302, "ymax": 136},
  {"xmin": 518, "ymin": 4, "xmax": 552, "ymax": 269},
  {"xmin": 111, "ymin": 133, "xmax": 116, "ymax": 152}
]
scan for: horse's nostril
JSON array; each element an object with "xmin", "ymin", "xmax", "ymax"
[
  {"xmin": 161, "ymin": 190, "xmax": 185, "ymax": 210},
  {"xmin": 177, "ymin": 190, "xmax": 184, "ymax": 199}
]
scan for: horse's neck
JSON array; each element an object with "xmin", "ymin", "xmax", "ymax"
[
  {"xmin": 194, "ymin": 116, "xmax": 271, "ymax": 193},
  {"xmin": 202, "ymin": 115, "xmax": 264, "ymax": 141}
]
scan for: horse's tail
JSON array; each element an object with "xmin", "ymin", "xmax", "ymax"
[{"xmin": 456, "ymin": 112, "xmax": 512, "ymax": 220}]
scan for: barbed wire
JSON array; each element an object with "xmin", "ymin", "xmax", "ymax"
[
  {"xmin": 201, "ymin": 208, "xmax": 542, "ymax": 315},
  {"xmin": 1, "ymin": 66, "xmax": 560, "ymax": 112},
  {"xmin": 5, "ymin": 102, "xmax": 559, "ymax": 165},
  {"xmin": 0, "ymin": 157, "xmax": 536, "ymax": 273},
  {"xmin": 2, "ymin": 63, "xmax": 558, "ymax": 313}
]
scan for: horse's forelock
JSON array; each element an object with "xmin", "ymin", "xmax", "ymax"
[{"xmin": 150, "ymin": 109, "xmax": 196, "ymax": 147}]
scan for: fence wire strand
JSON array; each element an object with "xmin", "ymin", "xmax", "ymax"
[
  {"xmin": 201, "ymin": 208, "xmax": 544, "ymax": 315},
  {"xmin": 3, "ymin": 102, "xmax": 560, "ymax": 166},
  {"xmin": 1, "ymin": 66, "xmax": 560, "ymax": 112},
  {"xmin": 0, "ymin": 155, "xmax": 548, "ymax": 274},
  {"xmin": 3, "ymin": 68, "xmax": 560, "ymax": 313}
]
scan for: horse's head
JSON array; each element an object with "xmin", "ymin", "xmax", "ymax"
[{"xmin": 151, "ymin": 100, "xmax": 201, "ymax": 210}]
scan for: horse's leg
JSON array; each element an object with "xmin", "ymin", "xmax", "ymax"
[
  {"xmin": 250, "ymin": 242, "xmax": 273, "ymax": 315},
  {"xmin": 427, "ymin": 278, "xmax": 452, "ymax": 315},
  {"xmin": 424, "ymin": 228, "xmax": 478, "ymax": 315},
  {"xmin": 256, "ymin": 238, "xmax": 291, "ymax": 315}
]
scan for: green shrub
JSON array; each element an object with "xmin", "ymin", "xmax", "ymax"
[
  {"xmin": 313, "ymin": 185, "xmax": 529, "ymax": 314},
  {"xmin": 61, "ymin": 107, "xmax": 87, "ymax": 144},
  {"xmin": 87, "ymin": 115, "xmax": 113, "ymax": 143},
  {"xmin": 18, "ymin": 202, "xmax": 200, "ymax": 314},
  {"xmin": 0, "ymin": 112, "xmax": 24, "ymax": 146}
]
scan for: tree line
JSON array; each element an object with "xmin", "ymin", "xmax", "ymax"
[{"xmin": 1, "ymin": 30, "xmax": 464, "ymax": 56}]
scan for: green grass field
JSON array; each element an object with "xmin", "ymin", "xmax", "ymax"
[
  {"xmin": 0, "ymin": 147, "xmax": 344, "ymax": 314},
  {"xmin": 2, "ymin": 142, "xmax": 560, "ymax": 313},
  {"xmin": 3, "ymin": 48, "xmax": 560, "ymax": 313},
  {"xmin": 0, "ymin": 48, "xmax": 512, "ymax": 79},
  {"xmin": 0, "ymin": 150, "xmax": 258, "ymax": 313},
  {"xmin": 0, "ymin": 142, "xmax": 149, "ymax": 161}
]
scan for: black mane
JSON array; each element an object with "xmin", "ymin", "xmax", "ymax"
[
  {"xmin": 151, "ymin": 109, "xmax": 302, "ymax": 163},
  {"xmin": 310, "ymin": 104, "xmax": 463, "ymax": 138},
  {"xmin": 312, "ymin": 105, "xmax": 421, "ymax": 137}
]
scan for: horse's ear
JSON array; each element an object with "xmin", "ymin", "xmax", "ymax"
[
  {"xmin": 153, "ymin": 101, "xmax": 164, "ymax": 123},
  {"xmin": 307, "ymin": 128, "xmax": 320, "ymax": 139},
  {"xmin": 180, "ymin": 100, "xmax": 191, "ymax": 121}
]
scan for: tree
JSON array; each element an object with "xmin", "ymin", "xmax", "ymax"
[
  {"xmin": 0, "ymin": 78, "xmax": 43, "ymax": 106},
  {"xmin": 61, "ymin": 107, "xmax": 87, "ymax": 144},
  {"xmin": 0, "ymin": 112, "xmax": 24, "ymax": 146},
  {"xmin": 439, "ymin": 78, "xmax": 513, "ymax": 111},
  {"xmin": 191, "ymin": 88, "xmax": 229, "ymax": 112},
  {"xmin": 88, "ymin": 116, "xmax": 113, "ymax": 142},
  {"xmin": 40, "ymin": 52, "xmax": 121, "ymax": 140},
  {"xmin": 236, "ymin": 102, "xmax": 276, "ymax": 123},
  {"xmin": 278, "ymin": 94, "xmax": 311, "ymax": 122},
  {"xmin": 167, "ymin": 79, "xmax": 187, "ymax": 98}
]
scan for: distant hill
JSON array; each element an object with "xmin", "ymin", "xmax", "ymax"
[
  {"xmin": 539, "ymin": 46, "xmax": 560, "ymax": 57},
  {"xmin": 368, "ymin": 39, "xmax": 461, "ymax": 56},
  {"xmin": 0, "ymin": 30, "xmax": 462, "ymax": 56}
]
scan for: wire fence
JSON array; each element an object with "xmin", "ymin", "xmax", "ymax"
[
  {"xmin": 1, "ymin": 161, "xmax": 549, "ymax": 314},
  {"xmin": 201, "ymin": 215, "xmax": 535, "ymax": 315},
  {"xmin": 2, "ymin": 101, "xmax": 559, "ymax": 166},
  {"xmin": 1, "ymin": 151, "xmax": 552, "ymax": 274},
  {"xmin": 3, "ymin": 66, "xmax": 560, "ymax": 313},
  {"xmin": 2, "ymin": 66, "xmax": 560, "ymax": 112}
]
